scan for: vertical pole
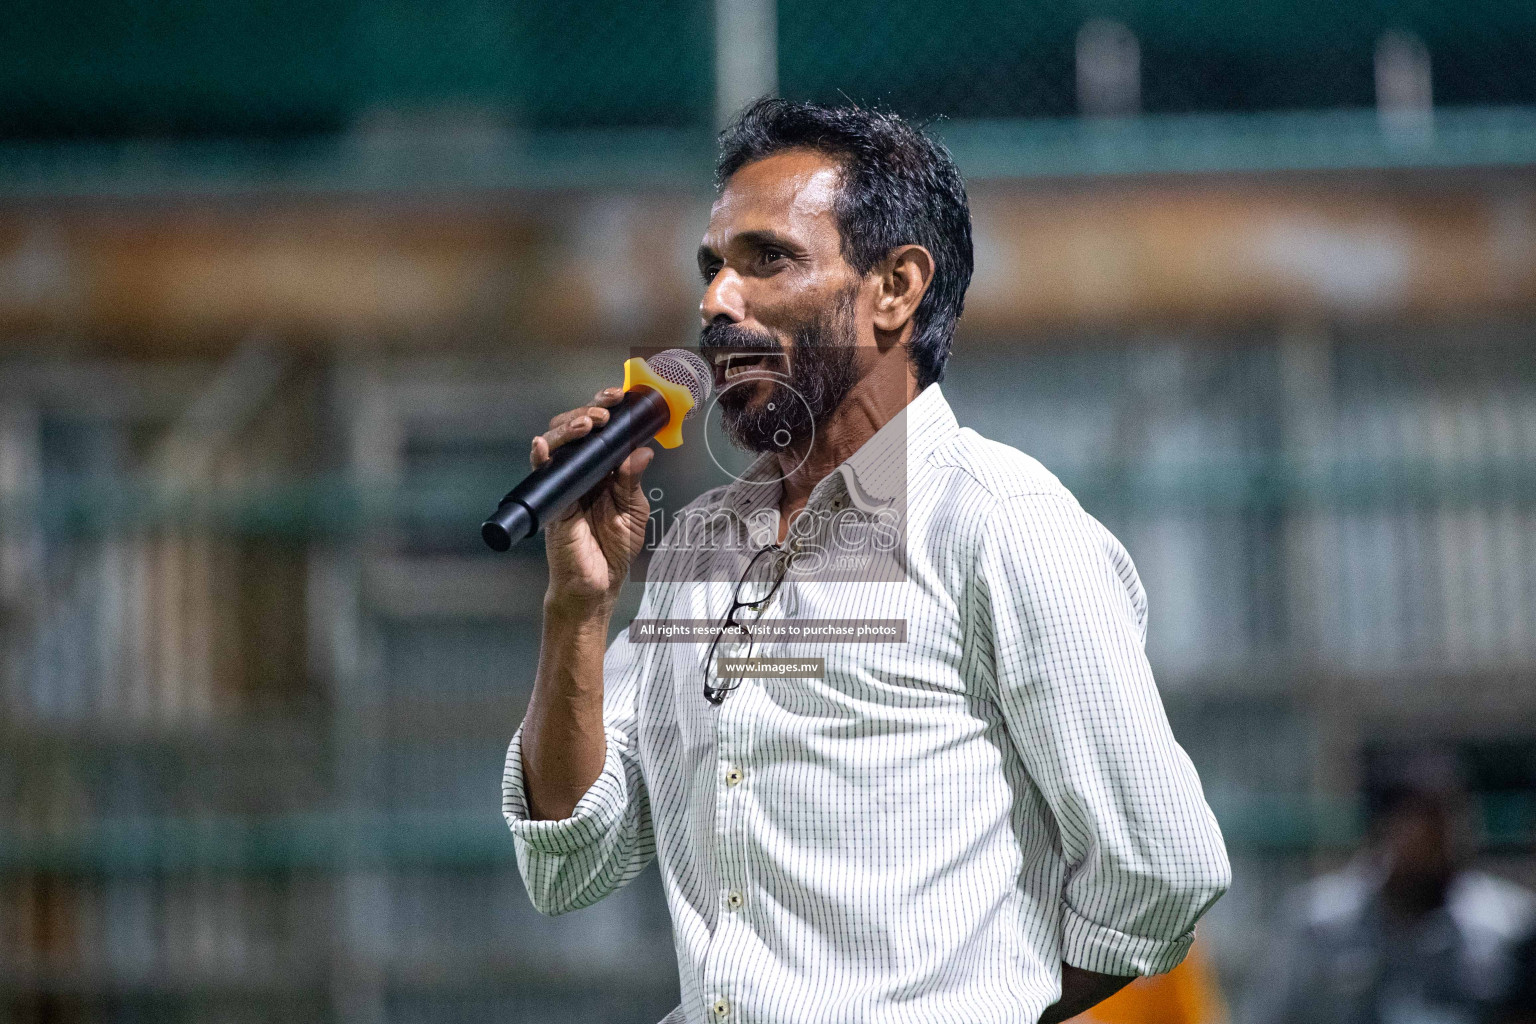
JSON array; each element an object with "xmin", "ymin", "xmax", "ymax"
[
  {"xmin": 1376, "ymin": 30, "xmax": 1434, "ymax": 149},
  {"xmin": 1076, "ymin": 19, "xmax": 1141, "ymax": 118},
  {"xmin": 328, "ymin": 357, "xmax": 397, "ymax": 1024},
  {"xmin": 715, "ymin": 0, "xmax": 778, "ymax": 130}
]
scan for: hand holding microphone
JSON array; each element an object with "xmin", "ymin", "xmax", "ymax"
[
  {"xmin": 530, "ymin": 385, "xmax": 654, "ymax": 611},
  {"xmin": 480, "ymin": 348, "xmax": 712, "ymax": 606}
]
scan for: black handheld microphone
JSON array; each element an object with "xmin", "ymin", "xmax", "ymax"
[{"xmin": 480, "ymin": 349, "xmax": 713, "ymax": 551}]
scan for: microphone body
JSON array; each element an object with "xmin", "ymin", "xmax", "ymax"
[
  {"xmin": 481, "ymin": 387, "xmax": 670, "ymax": 551},
  {"xmin": 480, "ymin": 348, "xmax": 712, "ymax": 552}
]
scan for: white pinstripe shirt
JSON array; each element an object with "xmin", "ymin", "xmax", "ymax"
[{"xmin": 503, "ymin": 383, "xmax": 1230, "ymax": 1024}]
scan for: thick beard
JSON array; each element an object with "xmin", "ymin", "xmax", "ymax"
[{"xmin": 701, "ymin": 292, "xmax": 861, "ymax": 454}]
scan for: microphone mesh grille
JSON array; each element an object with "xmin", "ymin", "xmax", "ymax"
[{"xmin": 646, "ymin": 349, "xmax": 713, "ymax": 418}]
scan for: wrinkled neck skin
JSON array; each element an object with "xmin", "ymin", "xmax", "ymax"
[{"xmin": 775, "ymin": 340, "xmax": 919, "ymax": 516}]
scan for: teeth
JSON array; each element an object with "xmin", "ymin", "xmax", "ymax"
[{"xmin": 715, "ymin": 352, "xmax": 771, "ymax": 381}]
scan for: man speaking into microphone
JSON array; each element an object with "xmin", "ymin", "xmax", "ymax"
[{"xmin": 500, "ymin": 99, "xmax": 1230, "ymax": 1024}]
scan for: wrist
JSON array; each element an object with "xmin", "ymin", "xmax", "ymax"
[{"xmin": 543, "ymin": 587, "xmax": 617, "ymax": 624}]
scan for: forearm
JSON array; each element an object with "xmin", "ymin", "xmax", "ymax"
[
  {"xmin": 519, "ymin": 593, "xmax": 614, "ymax": 821},
  {"xmin": 1037, "ymin": 965, "xmax": 1134, "ymax": 1024}
]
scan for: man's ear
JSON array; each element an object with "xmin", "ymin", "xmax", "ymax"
[{"xmin": 871, "ymin": 244, "xmax": 935, "ymax": 337}]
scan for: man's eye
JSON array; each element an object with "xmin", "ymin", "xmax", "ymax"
[
  {"xmin": 760, "ymin": 249, "xmax": 788, "ymax": 266},
  {"xmin": 702, "ymin": 264, "xmax": 721, "ymax": 282}
]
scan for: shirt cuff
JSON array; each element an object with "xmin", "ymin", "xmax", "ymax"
[
  {"xmin": 1060, "ymin": 903, "xmax": 1196, "ymax": 977},
  {"xmin": 502, "ymin": 725, "xmax": 629, "ymax": 857}
]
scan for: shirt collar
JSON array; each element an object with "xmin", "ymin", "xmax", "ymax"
[
  {"xmin": 831, "ymin": 381, "xmax": 958, "ymax": 508},
  {"xmin": 710, "ymin": 383, "xmax": 959, "ymax": 542}
]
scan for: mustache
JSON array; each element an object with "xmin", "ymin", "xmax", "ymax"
[{"xmin": 698, "ymin": 321, "xmax": 781, "ymax": 357}]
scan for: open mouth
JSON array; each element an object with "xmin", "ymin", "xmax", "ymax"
[{"xmin": 712, "ymin": 350, "xmax": 786, "ymax": 386}]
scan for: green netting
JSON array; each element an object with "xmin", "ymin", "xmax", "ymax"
[
  {"xmin": 780, "ymin": 0, "xmax": 1536, "ymax": 117},
  {"xmin": 0, "ymin": 0, "xmax": 1533, "ymax": 139}
]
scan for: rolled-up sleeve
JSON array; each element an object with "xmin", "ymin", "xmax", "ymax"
[
  {"xmin": 501, "ymin": 600, "xmax": 657, "ymax": 916},
  {"xmin": 974, "ymin": 491, "xmax": 1231, "ymax": 977}
]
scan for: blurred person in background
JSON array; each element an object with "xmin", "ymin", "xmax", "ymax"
[
  {"xmin": 500, "ymin": 98, "xmax": 1230, "ymax": 1024},
  {"xmin": 1251, "ymin": 749, "xmax": 1536, "ymax": 1024}
]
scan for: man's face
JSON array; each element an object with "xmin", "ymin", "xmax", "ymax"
[{"xmin": 696, "ymin": 149, "xmax": 866, "ymax": 454}]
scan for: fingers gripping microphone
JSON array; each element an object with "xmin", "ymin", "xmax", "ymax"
[{"xmin": 480, "ymin": 349, "xmax": 713, "ymax": 551}]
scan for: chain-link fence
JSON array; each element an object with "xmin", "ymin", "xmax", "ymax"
[
  {"xmin": 3, "ymin": 2, "xmax": 1536, "ymax": 1022},
  {"xmin": 4, "ymin": 325, "xmax": 1536, "ymax": 1020},
  {"xmin": 2, "ymin": 0, "xmax": 1534, "ymax": 140}
]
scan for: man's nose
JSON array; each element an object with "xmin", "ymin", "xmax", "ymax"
[{"xmin": 700, "ymin": 267, "xmax": 746, "ymax": 325}]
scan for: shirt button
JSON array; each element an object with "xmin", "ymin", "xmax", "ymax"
[
  {"xmin": 831, "ymin": 497, "xmax": 845, "ymax": 510},
  {"xmin": 712, "ymin": 998, "xmax": 730, "ymax": 1018},
  {"xmin": 725, "ymin": 767, "xmax": 743, "ymax": 787},
  {"xmin": 726, "ymin": 890, "xmax": 744, "ymax": 909}
]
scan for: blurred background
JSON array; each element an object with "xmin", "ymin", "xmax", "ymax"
[{"xmin": 2, "ymin": 1, "xmax": 1535, "ymax": 1022}]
